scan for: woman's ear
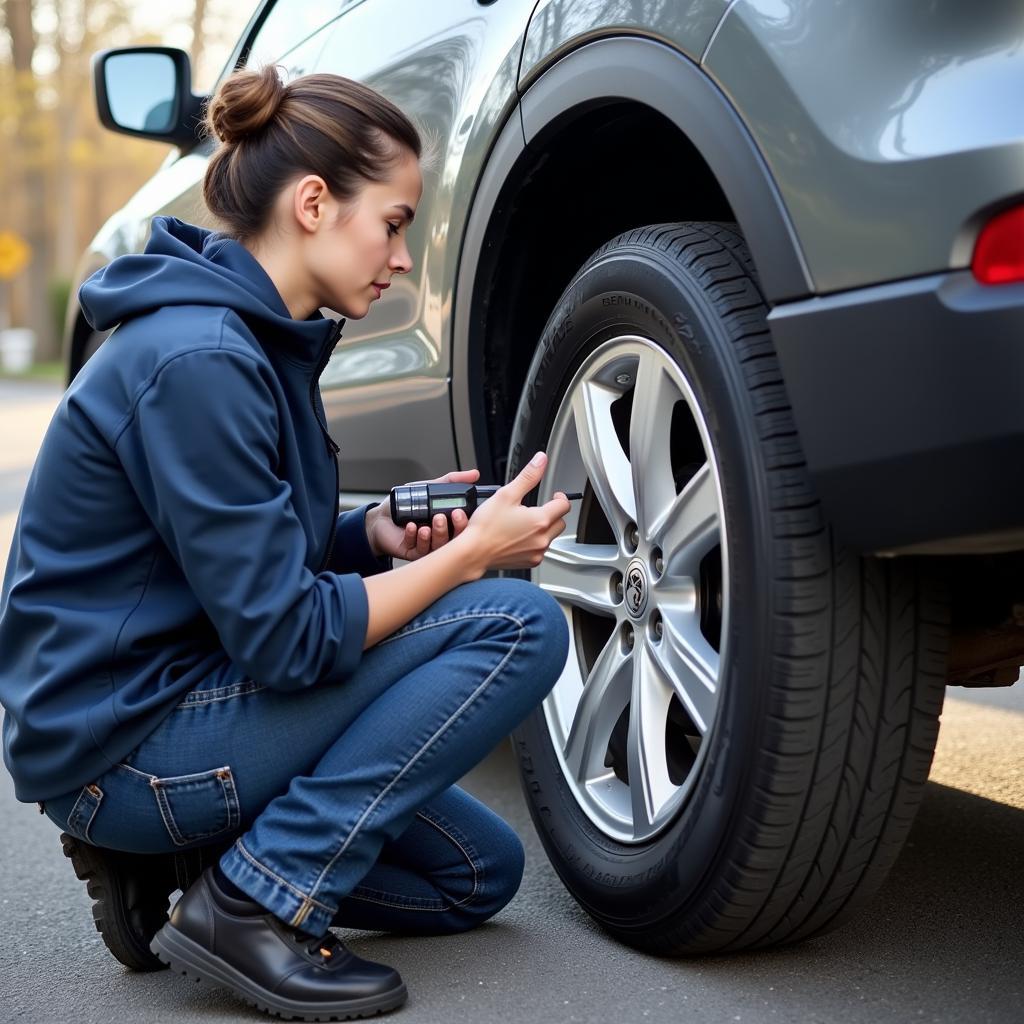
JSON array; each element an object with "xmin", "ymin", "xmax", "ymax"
[{"xmin": 292, "ymin": 175, "xmax": 328, "ymax": 234}]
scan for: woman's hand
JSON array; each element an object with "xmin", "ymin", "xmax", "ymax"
[
  {"xmin": 460, "ymin": 452, "xmax": 570, "ymax": 571},
  {"xmin": 365, "ymin": 467, "xmax": 480, "ymax": 561}
]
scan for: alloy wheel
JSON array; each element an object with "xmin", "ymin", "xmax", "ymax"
[{"xmin": 534, "ymin": 335, "xmax": 729, "ymax": 843}]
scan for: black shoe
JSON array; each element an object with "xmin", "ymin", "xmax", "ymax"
[
  {"xmin": 150, "ymin": 867, "xmax": 407, "ymax": 1021},
  {"xmin": 60, "ymin": 832, "xmax": 179, "ymax": 971},
  {"xmin": 60, "ymin": 832, "xmax": 232, "ymax": 972}
]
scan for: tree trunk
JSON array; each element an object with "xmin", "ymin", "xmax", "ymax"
[
  {"xmin": 54, "ymin": 0, "xmax": 80, "ymax": 280},
  {"xmin": 191, "ymin": 0, "xmax": 208, "ymax": 85},
  {"xmin": 3, "ymin": 0, "xmax": 58, "ymax": 360}
]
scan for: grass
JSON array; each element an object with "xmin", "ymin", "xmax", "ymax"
[{"xmin": 0, "ymin": 360, "xmax": 65, "ymax": 383}]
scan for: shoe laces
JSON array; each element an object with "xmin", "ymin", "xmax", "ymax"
[{"xmin": 304, "ymin": 931, "xmax": 344, "ymax": 963}]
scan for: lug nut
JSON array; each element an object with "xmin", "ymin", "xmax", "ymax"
[
  {"xmin": 651, "ymin": 547, "xmax": 664, "ymax": 577},
  {"xmin": 612, "ymin": 571, "xmax": 624, "ymax": 603},
  {"xmin": 626, "ymin": 523, "xmax": 639, "ymax": 552},
  {"xmin": 649, "ymin": 609, "xmax": 663, "ymax": 642}
]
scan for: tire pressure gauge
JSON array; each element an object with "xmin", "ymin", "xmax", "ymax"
[{"xmin": 389, "ymin": 482, "xmax": 582, "ymax": 529}]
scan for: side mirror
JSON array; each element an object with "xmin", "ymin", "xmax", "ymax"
[{"xmin": 93, "ymin": 47, "xmax": 206, "ymax": 148}]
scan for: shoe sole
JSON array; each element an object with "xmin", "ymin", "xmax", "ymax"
[
  {"xmin": 150, "ymin": 923, "xmax": 408, "ymax": 1021},
  {"xmin": 60, "ymin": 833, "xmax": 167, "ymax": 972}
]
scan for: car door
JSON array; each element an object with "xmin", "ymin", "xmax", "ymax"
[{"xmin": 305, "ymin": 0, "xmax": 539, "ymax": 496}]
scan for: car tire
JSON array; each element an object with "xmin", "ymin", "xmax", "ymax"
[{"xmin": 505, "ymin": 222, "xmax": 950, "ymax": 954}]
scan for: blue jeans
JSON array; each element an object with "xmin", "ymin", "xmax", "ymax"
[{"xmin": 43, "ymin": 578, "xmax": 568, "ymax": 938}]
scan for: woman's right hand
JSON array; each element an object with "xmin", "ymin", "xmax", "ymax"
[
  {"xmin": 460, "ymin": 451, "xmax": 571, "ymax": 571},
  {"xmin": 363, "ymin": 451, "xmax": 570, "ymax": 648}
]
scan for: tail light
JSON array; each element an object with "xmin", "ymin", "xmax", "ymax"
[{"xmin": 971, "ymin": 205, "xmax": 1024, "ymax": 285}]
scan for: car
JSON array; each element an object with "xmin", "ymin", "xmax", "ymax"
[{"xmin": 65, "ymin": 0, "xmax": 1024, "ymax": 956}]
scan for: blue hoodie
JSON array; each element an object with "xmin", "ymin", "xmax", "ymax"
[{"xmin": 0, "ymin": 217, "xmax": 389, "ymax": 803}]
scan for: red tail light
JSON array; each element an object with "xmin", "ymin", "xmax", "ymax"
[{"xmin": 972, "ymin": 205, "xmax": 1024, "ymax": 285}]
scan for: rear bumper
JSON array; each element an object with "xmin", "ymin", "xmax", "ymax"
[{"xmin": 769, "ymin": 272, "xmax": 1024, "ymax": 554}]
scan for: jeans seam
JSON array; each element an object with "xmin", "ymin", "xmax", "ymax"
[
  {"xmin": 412, "ymin": 809, "xmax": 481, "ymax": 908},
  {"xmin": 67, "ymin": 784, "xmax": 104, "ymax": 840},
  {"xmin": 232, "ymin": 838, "xmax": 336, "ymax": 916},
  {"xmin": 376, "ymin": 610, "xmax": 523, "ymax": 648},
  {"xmin": 66, "ymin": 787, "xmax": 92, "ymax": 830},
  {"xmin": 348, "ymin": 881, "xmax": 447, "ymax": 909},
  {"xmin": 176, "ymin": 682, "xmax": 265, "ymax": 708},
  {"xmin": 153, "ymin": 783, "xmax": 187, "ymax": 845},
  {"xmin": 343, "ymin": 809, "xmax": 483, "ymax": 913},
  {"xmin": 222, "ymin": 771, "xmax": 241, "ymax": 832},
  {"xmin": 306, "ymin": 612, "xmax": 524, "ymax": 907},
  {"xmin": 347, "ymin": 892, "xmax": 450, "ymax": 912}
]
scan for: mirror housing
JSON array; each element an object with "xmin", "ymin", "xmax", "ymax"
[{"xmin": 93, "ymin": 47, "xmax": 207, "ymax": 148}]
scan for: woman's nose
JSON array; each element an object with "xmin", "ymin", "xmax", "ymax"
[{"xmin": 389, "ymin": 241, "xmax": 412, "ymax": 275}]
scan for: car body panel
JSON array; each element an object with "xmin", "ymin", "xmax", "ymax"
[
  {"xmin": 704, "ymin": 0, "xmax": 1024, "ymax": 293},
  {"xmin": 771, "ymin": 271, "xmax": 1024, "ymax": 552},
  {"xmin": 519, "ymin": 0, "xmax": 729, "ymax": 87},
  {"xmin": 310, "ymin": 0, "xmax": 537, "ymax": 490}
]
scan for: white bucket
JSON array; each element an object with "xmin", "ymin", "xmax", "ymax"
[{"xmin": 0, "ymin": 328, "xmax": 36, "ymax": 373}]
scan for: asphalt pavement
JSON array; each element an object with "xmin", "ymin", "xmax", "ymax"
[{"xmin": 1, "ymin": 381, "xmax": 1021, "ymax": 1024}]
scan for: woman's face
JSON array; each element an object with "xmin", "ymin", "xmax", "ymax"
[{"xmin": 306, "ymin": 149, "xmax": 423, "ymax": 319}]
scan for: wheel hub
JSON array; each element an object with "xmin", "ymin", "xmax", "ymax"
[{"xmin": 624, "ymin": 558, "xmax": 649, "ymax": 619}]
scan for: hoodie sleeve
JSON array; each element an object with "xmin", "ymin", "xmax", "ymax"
[
  {"xmin": 329, "ymin": 504, "xmax": 392, "ymax": 577},
  {"xmin": 114, "ymin": 345, "xmax": 368, "ymax": 691}
]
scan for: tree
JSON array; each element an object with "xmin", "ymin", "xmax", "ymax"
[
  {"xmin": 191, "ymin": 0, "xmax": 207, "ymax": 84},
  {"xmin": 2, "ymin": 0, "xmax": 55, "ymax": 358},
  {"xmin": 1, "ymin": 0, "xmax": 246, "ymax": 360}
]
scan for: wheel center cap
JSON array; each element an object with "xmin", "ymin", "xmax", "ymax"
[{"xmin": 624, "ymin": 558, "xmax": 649, "ymax": 619}]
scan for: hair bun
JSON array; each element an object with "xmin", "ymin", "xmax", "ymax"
[{"xmin": 206, "ymin": 65, "xmax": 285, "ymax": 145}]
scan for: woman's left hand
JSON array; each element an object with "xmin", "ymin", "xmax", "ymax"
[{"xmin": 365, "ymin": 468, "xmax": 481, "ymax": 561}]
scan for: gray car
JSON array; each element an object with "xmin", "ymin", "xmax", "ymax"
[{"xmin": 66, "ymin": 0, "xmax": 1024, "ymax": 955}]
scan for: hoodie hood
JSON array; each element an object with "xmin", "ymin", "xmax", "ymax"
[{"xmin": 79, "ymin": 216, "xmax": 339, "ymax": 362}]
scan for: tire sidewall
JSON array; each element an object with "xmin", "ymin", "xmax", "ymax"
[{"xmin": 507, "ymin": 238, "xmax": 777, "ymax": 931}]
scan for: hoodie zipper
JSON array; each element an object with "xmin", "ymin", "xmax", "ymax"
[{"xmin": 314, "ymin": 320, "xmax": 343, "ymax": 572}]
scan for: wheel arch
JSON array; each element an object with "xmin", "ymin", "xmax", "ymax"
[{"xmin": 451, "ymin": 35, "xmax": 813, "ymax": 480}]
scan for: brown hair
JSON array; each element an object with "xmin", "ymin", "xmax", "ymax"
[{"xmin": 202, "ymin": 65, "xmax": 421, "ymax": 241}]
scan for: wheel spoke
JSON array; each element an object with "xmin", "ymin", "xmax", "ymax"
[
  {"xmin": 653, "ymin": 462, "xmax": 719, "ymax": 574},
  {"xmin": 629, "ymin": 351, "xmax": 679, "ymax": 541},
  {"xmin": 651, "ymin": 612, "xmax": 718, "ymax": 735},
  {"xmin": 572, "ymin": 381, "xmax": 636, "ymax": 538},
  {"xmin": 563, "ymin": 632, "xmax": 633, "ymax": 784},
  {"xmin": 539, "ymin": 538, "xmax": 620, "ymax": 617},
  {"xmin": 626, "ymin": 641, "xmax": 677, "ymax": 836}
]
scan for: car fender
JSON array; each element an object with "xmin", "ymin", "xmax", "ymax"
[{"xmin": 451, "ymin": 34, "xmax": 812, "ymax": 471}]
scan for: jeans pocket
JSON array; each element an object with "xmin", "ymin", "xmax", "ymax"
[
  {"xmin": 151, "ymin": 766, "xmax": 240, "ymax": 847},
  {"xmin": 65, "ymin": 783, "xmax": 104, "ymax": 843}
]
